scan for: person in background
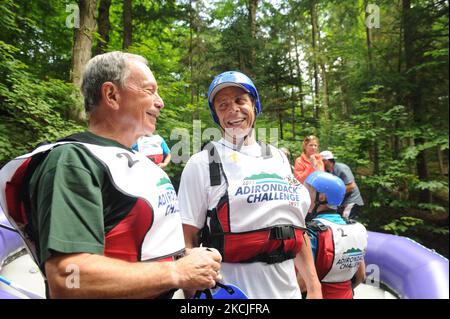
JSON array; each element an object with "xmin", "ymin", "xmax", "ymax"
[
  {"xmin": 178, "ymin": 71, "xmax": 322, "ymax": 299},
  {"xmin": 300, "ymin": 171, "xmax": 367, "ymax": 299},
  {"xmin": 0, "ymin": 51, "xmax": 221, "ymax": 298},
  {"xmin": 294, "ymin": 135, "xmax": 325, "ymax": 184},
  {"xmin": 134, "ymin": 133, "xmax": 171, "ymax": 170},
  {"xmin": 320, "ymin": 150, "xmax": 364, "ymax": 219}
]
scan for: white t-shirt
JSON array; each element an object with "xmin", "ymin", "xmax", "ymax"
[{"xmin": 178, "ymin": 138, "xmax": 309, "ymax": 299}]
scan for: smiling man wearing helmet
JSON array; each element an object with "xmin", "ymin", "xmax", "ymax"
[
  {"xmin": 301, "ymin": 171, "xmax": 368, "ymax": 299},
  {"xmin": 178, "ymin": 71, "xmax": 322, "ymax": 299}
]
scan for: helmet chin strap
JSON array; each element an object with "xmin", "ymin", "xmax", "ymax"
[
  {"xmin": 306, "ymin": 192, "xmax": 335, "ymax": 222},
  {"xmin": 312, "ymin": 192, "xmax": 327, "ymax": 213}
]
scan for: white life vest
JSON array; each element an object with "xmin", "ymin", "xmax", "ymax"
[
  {"xmin": 0, "ymin": 141, "xmax": 185, "ymax": 262},
  {"xmin": 313, "ymin": 217, "xmax": 367, "ymax": 283},
  {"xmin": 135, "ymin": 135, "xmax": 166, "ymax": 164},
  {"xmin": 136, "ymin": 135, "xmax": 164, "ymax": 156}
]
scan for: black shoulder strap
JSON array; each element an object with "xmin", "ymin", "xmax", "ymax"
[
  {"xmin": 307, "ymin": 220, "xmax": 329, "ymax": 232},
  {"xmin": 202, "ymin": 142, "xmax": 222, "ymax": 186},
  {"xmin": 344, "ymin": 218, "xmax": 357, "ymax": 225}
]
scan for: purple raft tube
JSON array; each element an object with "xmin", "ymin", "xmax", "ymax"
[{"xmin": 365, "ymin": 231, "xmax": 449, "ymax": 299}]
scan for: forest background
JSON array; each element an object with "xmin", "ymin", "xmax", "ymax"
[{"xmin": 0, "ymin": 0, "xmax": 448, "ymax": 256}]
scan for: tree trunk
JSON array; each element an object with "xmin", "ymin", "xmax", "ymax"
[
  {"xmin": 275, "ymin": 83, "xmax": 283, "ymax": 140},
  {"xmin": 316, "ymin": 4, "xmax": 328, "ymax": 121},
  {"xmin": 403, "ymin": 0, "xmax": 431, "ymax": 203},
  {"xmin": 278, "ymin": 108, "xmax": 284, "ymax": 140},
  {"xmin": 393, "ymin": 0, "xmax": 403, "ymax": 159},
  {"xmin": 123, "ymin": 0, "xmax": 132, "ymax": 49},
  {"xmin": 339, "ymin": 84, "xmax": 349, "ymax": 116},
  {"xmin": 72, "ymin": 0, "xmax": 97, "ymax": 87},
  {"xmin": 373, "ymin": 143, "xmax": 380, "ymax": 175},
  {"xmin": 320, "ymin": 63, "xmax": 329, "ymax": 120},
  {"xmin": 393, "ymin": 121, "xmax": 401, "ymax": 160},
  {"xmin": 291, "ymin": 89, "xmax": 296, "ymax": 140},
  {"xmin": 310, "ymin": 0, "xmax": 320, "ymax": 122},
  {"xmin": 189, "ymin": 0, "xmax": 195, "ymax": 113},
  {"xmin": 247, "ymin": 0, "xmax": 258, "ymax": 71},
  {"xmin": 95, "ymin": 0, "xmax": 111, "ymax": 55},
  {"xmin": 364, "ymin": 0, "xmax": 374, "ymax": 74},
  {"xmin": 293, "ymin": 25, "xmax": 305, "ymax": 119},
  {"xmin": 335, "ymin": 67, "xmax": 350, "ymax": 117},
  {"xmin": 239, "ymin": 51, "xmax": 245, "ymax": 72},
  {"xmin": 287, "ymin": 33, "xmax": 296, "ymax": 140},
  {"xmin": 287, "ymin": 20, "xmax": 297, "ymax": 140},
  {"xmin": 364, "ymin": 0, "xmax": 379, "ymax": 174},
  {"xmin": 437, "ymin": 146, "xmax": 446, "ymax": 176}
]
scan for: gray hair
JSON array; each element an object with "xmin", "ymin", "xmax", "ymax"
[{"xmin": 81, "ymin": 51, "xmax": 148, "ymax": 113}]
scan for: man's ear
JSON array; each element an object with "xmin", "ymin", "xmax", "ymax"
[{"xmin": 101, "ymin": 82, "xmax": 120, "ymax": 110}]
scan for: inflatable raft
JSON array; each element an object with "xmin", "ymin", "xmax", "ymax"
[
  {"xmin": 1, "ymin": 206, "xmax": 448, "ymax": 299},
  {"xmin": 0, "ymin": 209, "xmax": 46, "ymax": 299},
  {"xmin": 359, "ymin": 231, "xmax": 449, "ymax": 299}
]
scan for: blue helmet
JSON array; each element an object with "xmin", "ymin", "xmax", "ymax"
[
  {"xmin": 207, "ymin": 71, "xmax": 261, "ymax": 125},
  {"xmin": 305, "ymin": 171, "xmax": 346, "ymax": 206}
]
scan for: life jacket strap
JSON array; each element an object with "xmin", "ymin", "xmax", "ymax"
[
  {"xmin": 307, "ymin": 220, "xmax": 329, "ymax": 232},
  {"xmin": 243, "ymin": 247, "xmax": 297, "ymax": 264},
  {"xmin": 202, "ymin": 142, "xmax": 222, "ymax": 186},
  {"xmin": 269, "ymin": 225, "xmax": 296, "ymax": 240}
]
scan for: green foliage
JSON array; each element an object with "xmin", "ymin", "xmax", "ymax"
[
  {"xmin": 0, "ymin": 22, "xmax": 84, "ymax": 164},
  {"xmin": 0, "ymin": 0, "xmax": 21, "ymax": 33},
  {"xmin": 1, "ymin": 0, "xmax": 74, "ymax": 80},
  {"xmin": 382, "ymin": 216, "xmax": 449, "ymax": 245},
  {"xmin": 418, "ymin": 203, "xmax": 447, "ymax": 214},
  {"xmin": 416, "ymin": 180, "xmax": 448, "ymax": 193},
  {"xmin": 0, "ymin": 66, "xmax": 85, "ymax": 163},
  {"xmin": 383, "ymin": 217, "xmax": 424, "ymax": 235}
]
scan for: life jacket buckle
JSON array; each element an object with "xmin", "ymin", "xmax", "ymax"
[
  {"xmin": 307, "ymin": 221, "xmax": 328, "ymax": 232},
  {"xmin": 269, "ymin": 225, "xmax": 295, "ymax": 240}
]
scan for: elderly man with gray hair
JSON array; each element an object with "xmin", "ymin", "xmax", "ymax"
[{"xmin": 0, "ymin": 51, "xmax": 221, "ymax": 298}]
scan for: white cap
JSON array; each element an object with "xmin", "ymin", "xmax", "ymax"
[
  {"xmin": 209, "ymin": 83, "xmax": 250, "ymax": 104},
  {"xmin": 320, "ymin": 150, "xmax": 334, "ymax": 160}
]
